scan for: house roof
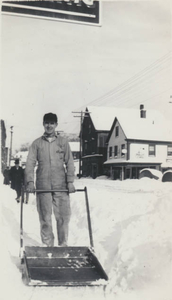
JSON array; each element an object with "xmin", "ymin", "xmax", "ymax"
[
  {"xmin": 86, "ymin": 106, "xmax": 172, "ymax": 143},
  {"xmin": 115, "ymin": 109, "xmax": 172, "ymax": 142},
  {"xmin": 86, "ymin": 106, "xmax": 122, "ymax": 131}
]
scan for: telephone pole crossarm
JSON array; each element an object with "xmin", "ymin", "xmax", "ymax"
[
  {"xmin": 72, "ymin": 111, "xmax": 85, "ymax": 178},
  {"xmin": 72, "ymin": 110, "xmax": 91, "ymax": 178}
]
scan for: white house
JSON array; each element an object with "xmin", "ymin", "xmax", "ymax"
[{"xmin": 104, "ymin": 105, "xmax": 172, "ymax": 180}]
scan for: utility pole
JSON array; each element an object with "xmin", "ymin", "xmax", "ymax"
[
  {"xmin": 72, "ymin": 111, "xmax": 84, "ymax": 178},
  {"xmin": 72, "ymin": 110, "xmax": 90, "ymax": 178},
  {"xmin": 9, "ymin": 126, "xmax": 13, "ymax": 167}
]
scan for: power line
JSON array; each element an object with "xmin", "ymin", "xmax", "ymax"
[
  {"xmin": 91, "ymin": 52, "xmax": 172, "ymax": 105},
  {"xmin": 105, "ymin": 66, "xmax": 171, "ymax": 108},
  {"xmin": 92, "ymin": 57, "xmax": 171, "ymax": 107},
  {"xmin": 128, "ymin": 88, "xmax": 172, "ymax": 108},
  {"xmin": 103, "ymin": 62, "xmax": 170, "ymax": 102},
  {"xmin": 86, "ymin": 51, "xmax": 172, "ymax": 107}
]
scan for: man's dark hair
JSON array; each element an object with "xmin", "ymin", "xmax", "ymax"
[{"xmin": 43, "ymin": 113, "xmax": 58, "ymax": 123}]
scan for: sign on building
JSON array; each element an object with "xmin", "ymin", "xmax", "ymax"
[{"xmin": 2, "ymin": 0, "xmax": 101, "ymax": 26}]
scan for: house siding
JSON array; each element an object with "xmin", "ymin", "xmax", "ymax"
[
  {"xmin": 130, "ymin": 142, "xmax": 171, "ymax": 163},
  {"xmin": 104, "ymin": 118, "xmax": 172, "ymax": 180},
  {"xmin": 108, "ymin": 120, "xmax": 127, "ymax": 160}
]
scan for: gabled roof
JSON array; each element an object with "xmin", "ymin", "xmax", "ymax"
[
  {"xmin": 86, "ymin": 106, "xmax": 172, "ymax": 143},
  {"xmin": 86, "ymin": 106, "xmax": 122, "ymax": 131},
  {"xmin": 115, "ymin": 109, "xmax": 172, "ymax": 142}
]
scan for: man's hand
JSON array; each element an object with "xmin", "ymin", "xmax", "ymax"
[
  {"xmin": 26, "ymin": 182, "xmax": 35, "ymax": 193},
  {"xmin": 67, "ymin": 182, "xmax": 75, "ymax": 193}
]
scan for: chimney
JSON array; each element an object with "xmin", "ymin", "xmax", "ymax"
[{"xmin": 140, "ymin": 104, "xmax": 146, "ymax": 118}]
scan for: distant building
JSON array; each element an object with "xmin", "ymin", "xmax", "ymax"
[
  {"xmin": 0, "ymin": 119, "xmax": 8, "ymax": 172},
  {"xmin": 82, "ymin": 106, "xmax": 121, "ymax": 178},
  {"xmin": 104, "ymin": 105, "xmax": 172, "ymax": 180},
  {"xmin": 69, "ymin": 142, "xmax": 80, "ymax": 160},
  {"xmin": 14, "ymin": 151, "xmax": 28, "ymax": 167}
]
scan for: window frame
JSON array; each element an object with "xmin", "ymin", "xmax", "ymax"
[
  {"xmin": 114, "ymin": 145, "xmax": 118, "ymax": 157},
  {"xmin": 149, "ymin": 144, "xmax": 156, "ymax": 156},
  {"xmin": 121, "ymin": 144, "xmax": 125, "ymax": 157},
  {"xmin": 109, "ymin": 146, "xmax": 112, "ymax": 158},
  {"xmin": 115, "ymin": 126, "xmax": 119, "ymax": 137},
  {"xmin": 167, "ymin": 145, "xmax": 172, "ymax": 156}
]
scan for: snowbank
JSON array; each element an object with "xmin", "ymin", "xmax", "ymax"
[
  {"xmin": 1, "ymin": 175, "xmax": 172, "ymax": 300},
  {"xmin": 162, "ymin": 170, "xmax": 172, "ymax": 182},
  {"xmin": 139, "ymin": 168, "xmax": 162, "ymax": 180}
]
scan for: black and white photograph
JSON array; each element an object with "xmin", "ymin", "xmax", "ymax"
[{"xmin": 1, "ymin": 0, "xmax": 172, "ymax": 299}]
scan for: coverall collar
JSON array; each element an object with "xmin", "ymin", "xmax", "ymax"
[{"xmin": 42, "ymin": 132, "xmax": 58, "ymax": 143}]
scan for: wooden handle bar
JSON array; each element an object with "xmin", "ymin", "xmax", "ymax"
[{"xmin": 24, "ymin": 188, "xmax": 86, "ymax": 193}]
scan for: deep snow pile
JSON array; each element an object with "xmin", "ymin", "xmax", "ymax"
[{"xmin": 1, "ymin": 175, "xmax": 172, "ymax": 300}]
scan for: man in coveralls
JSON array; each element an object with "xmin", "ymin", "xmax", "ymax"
[{"xmin": 25, "ymin": 113, "xmax": 75, "ymax": 247}]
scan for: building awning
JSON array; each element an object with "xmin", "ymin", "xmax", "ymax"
[
  {"xmin": 161, "ymin": 160, "xmax": 172, "ymax": 168},
  {"xmin": 82, "ymin": 154, "xmax": 103, "ymax": 159},
  {"xmin": 104, "ymin": 159, "xmax": 161, "ymax": 165}
]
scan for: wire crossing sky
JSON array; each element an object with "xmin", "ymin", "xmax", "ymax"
[
  {"xmin": 1, "ymin": 0, "xmax": 172, "ymax": 151},
  {"xmin": 87, "ymin": 51, "xmax": 172, "ymax": 107}
]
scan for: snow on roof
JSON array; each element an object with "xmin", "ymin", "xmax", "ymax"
[
  {"xmin": 86, "ymin": 106, "xmax": 122, "ymax": 131},
  {"xmin": 69, "ymin": 142, "xmax": 80, "ymax": 152},
  {"xmin": 87, "ymin": 106, "xmax": 172, "ymax": 142},
  {"xmin": 116, "ymin": 109, "xmax": 172, "ymax": 142}
]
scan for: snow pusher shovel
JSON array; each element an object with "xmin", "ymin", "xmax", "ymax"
[{"xmin": 20, "ymin": 187, "xmax": 108, "ymax": 286}]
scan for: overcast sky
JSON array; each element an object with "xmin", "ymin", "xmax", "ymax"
[{"xmin": 1, "ymin": 0, "xmax": 172, "ymax": 151}]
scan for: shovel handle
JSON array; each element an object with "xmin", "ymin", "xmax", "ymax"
[
  {"xmin": 84, "ymin": 187, "xmax": 94, "ymax": 250},
  {"xmin": 20, "ymin": 187, "xmax": 94, "ymax": 252},
  {"xmin": 24, "ymin": 189, "xmax": 85, "ymax": 193}
]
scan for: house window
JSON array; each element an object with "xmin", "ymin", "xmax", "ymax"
[
  {"xmin": 99, "ymin": 135, "xmax": 106, "ymax": 147},
  {"xmin": 167, "ymin": 145, "xmax": 172, "ymax": 156},
  {"xmin": 109, "ymin": 147, "xmax": 112, "ymax": 158},
  {"xmin": 121, "ymin": 144, "xmax": 125, "ymax": 156},
  {"xmin": 99, "ymin": 136, "xmax": 103, "ymax": 147},
  {"xmin": 149, "ymin": 144, "xmax": 155, "ymax": 156},
  {"xmin": 114, "ymin": 146, "xmax": 118, "ymax": 157},
  {"xmin": 115, "ymin": 126, "xmax": 119, "ymax": 137},
  {"xmin": 89, "ymin": 124, "xmax": 91, "ymax": 134}
]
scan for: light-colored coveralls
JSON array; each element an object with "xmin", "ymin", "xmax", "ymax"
[{"xmin": 25, "ymin": 134, "xmax": 75, "ymax": 246}]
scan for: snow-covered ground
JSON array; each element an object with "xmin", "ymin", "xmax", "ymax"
[{"xmin": 1, "ymin": 175, "xmax": 172, "ymax": 300}]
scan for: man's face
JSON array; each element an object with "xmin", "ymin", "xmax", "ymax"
[{"xmin": 43, "ymin": 121, "xmax": 57, "ymax": 136}]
